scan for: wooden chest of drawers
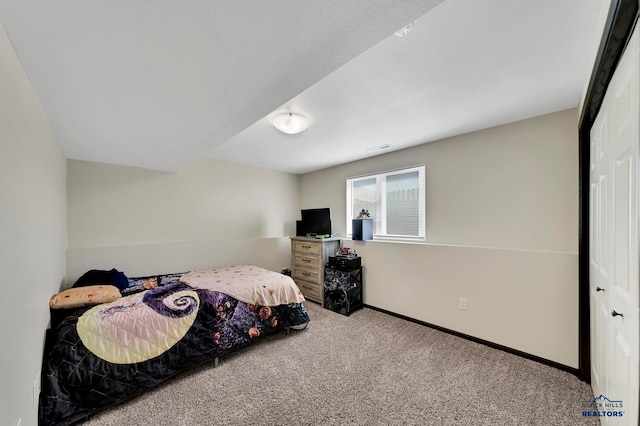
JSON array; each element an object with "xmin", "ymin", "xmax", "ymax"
[{"xmin": 290, "ymin": 236, "xmax": 341, "ymax": 306}]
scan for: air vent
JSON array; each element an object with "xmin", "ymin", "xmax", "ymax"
[{"xmin": 366, "ymin": 144, "xmax": 392, "ymax": 152}]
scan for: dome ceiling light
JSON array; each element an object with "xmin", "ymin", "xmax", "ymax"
[
  {"xmin": 395, "ymin": 22, "xmax": 414, "ymax": 37},
  {"xmin": 272, "ymin": 113, "xmax": 310, "ymax": 135}
]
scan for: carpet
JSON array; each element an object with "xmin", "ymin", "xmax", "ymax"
[{"xmin": 79, "ymin": 302, "xmax": 597, "ymax": 425}]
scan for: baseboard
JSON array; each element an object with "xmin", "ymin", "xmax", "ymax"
[{"xmin": 363, "ymin": 304, "xmax": 581, "ymax": 377}]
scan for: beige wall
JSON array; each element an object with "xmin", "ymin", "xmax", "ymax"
[
  {"xmin": 0, "ymin": 25, "xmax": 67, "ymax": 426},
  {"xmin": 303, "ymin": 109, "xmax": 578, "ymax": 251},
  {"xmin": 66, "ymin": 158, "xmax": 300, "ymax": 283},
  {"xmin": 300, "ymin": 109, "xmax": 580, "ymax": 367}
]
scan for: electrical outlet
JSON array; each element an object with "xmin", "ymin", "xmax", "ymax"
[
  {"xmin": 459, "ymin": 298, "xmax": 468, "ymax": 311},
  {"xmin": 33, "ymin": 372, "xmax": 41, "ymax": 410}
]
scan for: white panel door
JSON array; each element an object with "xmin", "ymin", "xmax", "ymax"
[
  {"xmin": 607, "ymin": 24, "xmax": 639, "ymax": 426},
  {"xmin": 590, "ymin": 24, "xmax": 639, "ymax": 426}
]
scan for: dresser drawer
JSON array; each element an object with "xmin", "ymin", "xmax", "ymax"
[
  {"xmin": 294, "ymin": 255, "xmax": 319, "ymax": 272},
  {"xmin": 294, "ymin": 268, "xmax": 320, "ymax": 283},
  {"xmin": 293, "ymin": 240, "xmax": 322, "ymax": 256},
  {"xmin": 296, "ymin": 279, "xmax": 322, "ymax": 302}
]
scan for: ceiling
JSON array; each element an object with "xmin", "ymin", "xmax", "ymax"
[{"xmin": 2, "ymin": 0, "xmax": 602, "ymax": 175}]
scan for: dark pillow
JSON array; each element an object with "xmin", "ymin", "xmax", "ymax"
[
  {"xmin": 72, "ymin": 268, "xmax": 129, "ymax": 291},
  {"xmin": 121, "ymin": 275, "xmax": 159, "ymax": 295}
]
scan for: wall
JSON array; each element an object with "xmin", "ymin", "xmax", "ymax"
[
  {"xmin": 66, "ymin": 158, "xmax": 299, "ymax": 284},
  {"xmin": 300, "ymin": 109, "xmax": 580, "ymax": 367},
  {"xmin": 0, "ymin": 25, "xmax": 67, "ymax": 426}
]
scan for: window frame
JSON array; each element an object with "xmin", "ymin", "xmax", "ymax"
[{"xmin": 346, "ymin": 165, "xmax": 426, "ymax": 241}]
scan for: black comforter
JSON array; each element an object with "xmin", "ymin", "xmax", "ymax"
[{"xmin": 40, "ymin": 281, "xmax": 309, "ymax": 425}]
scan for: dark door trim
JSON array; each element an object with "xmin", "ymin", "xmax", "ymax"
[{"xmin": 577, "ymin": 0, "xmax": 638, "ymax": 383}]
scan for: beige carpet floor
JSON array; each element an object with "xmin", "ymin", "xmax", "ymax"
[{"xmin": 79, "ymin": 302, "xmax": 598, "ymax": 426}]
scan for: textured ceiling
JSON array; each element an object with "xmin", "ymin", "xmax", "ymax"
[
  {"xmin": 0, "ymin": 0, "xmax": 444, "ymax": 172},
  {"xmin": 1, "ymin": 0, "xmax": 602, "ymax": 174},
  {"xmin": 209, "ymin": 0, "xmax": 604, "ymax": 174}
]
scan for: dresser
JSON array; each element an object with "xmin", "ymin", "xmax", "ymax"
[{"xmin": 290, "ymin": 236, "xmax": 341, "ymax": 306}]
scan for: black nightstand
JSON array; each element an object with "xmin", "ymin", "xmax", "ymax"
[{"xmin": 323, "ymin": 265, "xmax": 363, "ymax": 316}]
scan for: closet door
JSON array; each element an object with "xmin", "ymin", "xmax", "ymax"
[
  {"xmin": 606, "ymin": 24, "xmax": 638, "ymax": 426},
  {"xmin": 590, "ymin": 24, "xmax": 639, "ymax": 426}
]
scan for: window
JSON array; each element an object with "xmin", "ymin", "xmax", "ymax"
[{"xmin": 346, "ymin": 166, "xmax": 425, "ymax": 240}]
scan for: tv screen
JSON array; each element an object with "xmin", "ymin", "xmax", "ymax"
[{"xmin": 300, "ymin": 208, "xmax": 331, "ymax": 236}]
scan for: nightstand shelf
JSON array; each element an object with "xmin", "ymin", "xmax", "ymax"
[{"xmin": 323, "ymin": 266, "xmax": 363, "ymax": 316}]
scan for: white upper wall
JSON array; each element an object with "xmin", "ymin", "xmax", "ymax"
[
  {"xmin": 302, "ymin": 108, "xmax": 578, "ymax": 252},
  {"xmin": 68, "ymin": 158, "xmax": 299, "ymax": 249},
  {"xmin": 66, "ymin": 158, "xmax": 300, "ymax": 282},
  {"xmin": 0, "ymin": 24, "xmax": 67, "ymax": 426}
]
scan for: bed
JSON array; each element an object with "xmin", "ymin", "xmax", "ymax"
[{"xmin": 40, "ymin": 265, "xmax": 310, "ymax": 426}]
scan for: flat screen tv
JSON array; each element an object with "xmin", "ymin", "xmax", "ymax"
[{"xmin": 298, "ymin": 208, "xmax": 331, "ymax": 236}]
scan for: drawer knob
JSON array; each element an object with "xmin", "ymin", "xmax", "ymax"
[{"xmin": 302, "ymin": 245, "xmax": 311, "ymax": 249}]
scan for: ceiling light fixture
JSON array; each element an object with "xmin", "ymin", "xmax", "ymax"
[
  {"xmin": 395, "ymin": 22, "xmax": 414, "ymax": 37},
  {"xmin": 272, "ymin": 113, "xmax": 309, "ymax": 135}
]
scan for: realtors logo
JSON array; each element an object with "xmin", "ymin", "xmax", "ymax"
[{"xmin": 581, "ymin": 394, "xmax": 624, "ymax": 418}]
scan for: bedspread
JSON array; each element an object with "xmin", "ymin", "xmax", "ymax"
[
  {"xmin": 179, "ymin": 264, "xmax": 305, "ymax": 306},
  {"xmin": 40, "ymin": 281, "xmax": 309, "ymax": 425}
]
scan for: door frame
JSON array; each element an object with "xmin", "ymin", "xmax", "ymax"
[{"xmin": 578, "ymin": 0, "xmax": 639, "ymax": 383}]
